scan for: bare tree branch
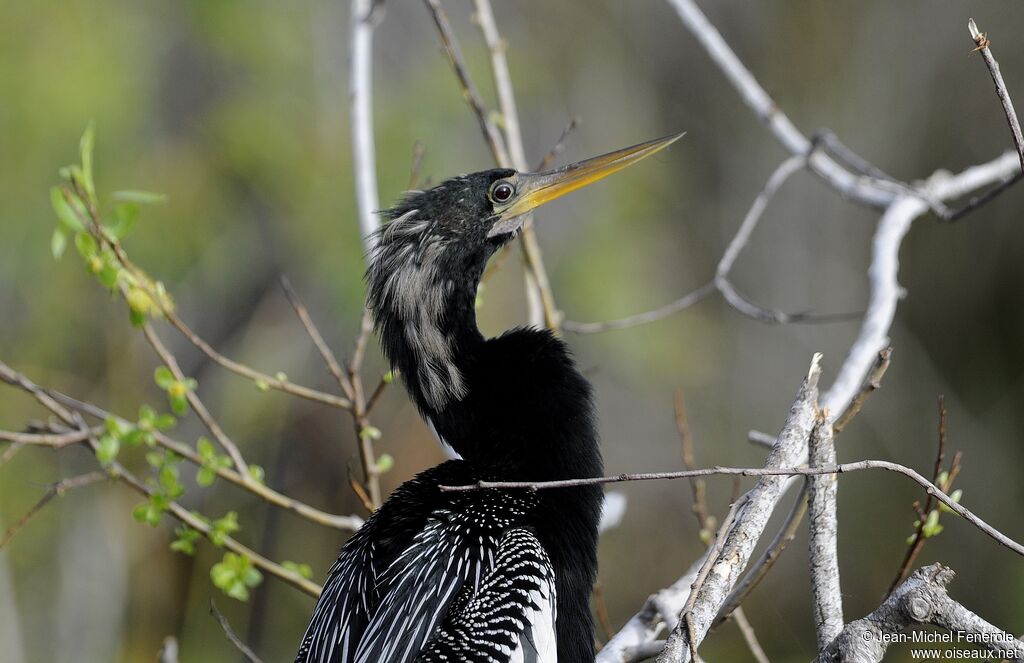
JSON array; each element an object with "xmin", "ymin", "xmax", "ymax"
[
  {"xmin": 731, "ymin": 607, "xmax": 771, "ymax": 663},
  {"xmin": 0, "ymin": 471, "xmax": 107, "ymax": 550},
  {"xmin": 279, "ymin": 275, "xmax": 355, "ymax": 402},
  {"xmin": 350, "ymin": 0, "xmax": 384, "ymax": 254},
  {"xmin": 0, "ymin": 361, "xmax": 363, "ymax": 532},
  {"xmin": 814, "ymin": 564, "xmax": 1024, "ymax": 662},
  {"xmin": 969, "ymin": 19, "xmax": 1024, "ymax": 173},
  {"xmin": 470, "ymin": 0, "xmax": 562, "ymax": 330},
  {"xmin": 807, "ymin": 414, "xmax": 843, "ymax": 648},
  {"xmin": 210, "ymin": 600, "xmax": 265, "ymax": 663}
]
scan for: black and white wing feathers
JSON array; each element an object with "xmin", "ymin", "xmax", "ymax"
[
  {"xmin": 353, "ymin": 507, "xmax": 499, "ymax": 663},
  {"xmin": 295, "ymin": 528, "xmax": 378, "ymax": 663},
  {"xmin": 417, "ymin": 528, "xmax": 557, "ymax": 663}
]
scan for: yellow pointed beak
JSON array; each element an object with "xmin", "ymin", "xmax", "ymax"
[{"xmin": 489, "ymin": 132, "xmax": 684, "ymax": 237}]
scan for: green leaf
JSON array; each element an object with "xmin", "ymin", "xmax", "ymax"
[
  {"xmin": 921, "ymin": 509, "xmax": 943, "ymax": 538},
  {"xmin": 275, "ymin": 371, "xmax": 288, "ymax": 383},
  {"xmin": 359, "ymin": 425, "xmax": 382, "ymax": 441},
  {"xmin": 170, "ymin": 525, "xmax": 201, "ymax": 555},
  {"xmin": 74, "ymin": 232, "xmax": 98, "ymax": 259},
  {"xmin": 98, "ymin": 259, "xmax": 120, "ymax": 290},
  {"xmin": 96, "ymin": 433, "xmax": 120, "ymax": 464},
  {"xmin": 210, "ymin": 511, "xmax": 240, "ymax": 547},
  {"xmin": 159, "ymin": 465, "xmax": 184, "ymax": 499},
  {"xmin": 154, "ymin": 414, "xmax": 176, "ymax": 431},
  {"xmin": 210, "ymin": 552, "xmax": 262, "ymax": 602},
  {"xmin": 106, "ymin": 202, "xmax": 139, "ymax": 240},
  {"xmin": 939, "ymin": 489, "xmax": 963, "ymax": 514},
  {"xmin": 51, "ymin": 228, "xmax": 67, "ymax": 260},
  {"xmin": 129, "ymin": 308, "xmax": 147, "ymax": 327},
  {"xmin": 170, "ymin": 394, "xmax": 189, "ymax": 415},
  {"xmin": 197, "ymin": 436, "xmax": 216, "ymax": 461},
  {"xmin": 375, "ymin": 453, "xmax": 394, "ymax": 474},
  {"xmin": 282, "ymin": 560, "xmax": 313, "ymax": 580},
  {"xmin": 79, "ymin": 123, "xmax": 97, "ymax": 206},
  {"xmin": 111, "ymin": 190, "xmax": 168, "ymax": 205},
  {"xmin": 154, "ymin": 366, "xmax": 175, "ymax": 389},
  {"xmin": 254, "ymin": 379, "xmax": 269, "ymax": 392},
  {"xmin": 197, "ymin": 466, "xmax": 216, "ymax": 487},
  {"xmin": 247, "ymin": 465, "xmax": 265, "ymax": 484},
  {"xmin": 50, "ymin": 186, "xmax": 85, "ymax": 232}
]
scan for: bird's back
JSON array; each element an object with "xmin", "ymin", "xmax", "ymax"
[{"xmin": 295, "ymin": 461, "xmax": 561, "ymax": 663}]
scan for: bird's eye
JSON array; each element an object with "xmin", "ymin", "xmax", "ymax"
[{"xmin": 489, "ymin": 181, "xmax": 515, "ymax": 204}]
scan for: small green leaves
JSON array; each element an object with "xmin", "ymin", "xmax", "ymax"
[
  {"xmin": 154, "ymin": 367, "xmax": 175, "ymax": 389},
  {"xmin": 211, "ymin": 552, "xmax": 262, "ymax": 601},
  {"xmin": 111, "ymin": 190, "xmax": 168, "ymax": 205},
  {"xmin": 282, "ymin": 560, "xmax": 313, "ymax": 580},
  {"xmin": 254, "ymin": 379, "xmax": 270, "ymax": 392},
  {"xmin": 938, "ymin": 489, "xmax": 962, "ymax": 514},
  {"xmin": 51, "ymin": 229, "xmax": 68, "ymax": 259},
  {"xmin": 209, "ymin": 511, "xmax": 240, "ymax": 547},
  {"xmin": 133, "ymin": 450, "xmax": 185, "ymax": 527},
  {"xmin": 247, "ymin": 464, "xmax": 265, "ymax": 485},
  {"xmin": 50, "ymin": 186, "xmax": 85, "ymax": 233},
  {"xmin": 196, "ymin": 436, "xmax": 233, "ymax": 486},
  {"xmin": 359, "ymin": 425, "xmax": 382, "ymax": 442},
  {"xmin": 106, "ymin": 202, "xmax": 139, "ymax": 240},
  {"xmin": 170, "ymin": 525, "xmax": 201, "ymax": 555},
  {"xmin": 375, "ymin": 453, "xmax": 394, "ymax": 474},
  {"xmin": 921, "ymin": 509, "xmax": 943, "ymax": 538},
  {"xmin": 75, "ymin": 232, "xmax": 98, "ymax": 260},
  {"xmin": 275, "ymin": 371, "xmax": 288, "ymax": 383},
  {"xmin": 155, "ymin": 367, "xmax": 197, "ymax": 414},
  {"xmin": 96, "ymin": 433, "xmax": 120, "ymax": 465},
  {"xmin": 79, "ymin": 123, "xmax": 97, "ymax": 207},
  {"xmin": 133, "ymin": 493, "xmax": 171, "ymax": 527},
  {"xmin": 382, "ymin": 370, "xmax": 395, "ymax": 385}
]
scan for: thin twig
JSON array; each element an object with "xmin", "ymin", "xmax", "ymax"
[
  {"xmin": 142, "ymin": 322, "xmax": 249, "ymax": 477},
  {"xmin": 279, "ymin": 276, "xmax": 355, "ymax": 401},
  {"xmin": 0, "ymin": 427, "xmax": 96, "ymax": 447},
  {"xmin": 0, "ymin": 366, "xmax": 323, "ymax": 596},
  {"xmin": 535, "ymin": 117, "xmax": 580, "ymax": 171},
  {"xmin": 0, "ymin": 362, "xmax": 362, "ymax": 531},
  {"xmin": 471, "ymin": 0, "xmax": 561, "ymax": 330},
  {"xmin": 348, "ymin": 306, "xmax": 381, "ymax": 509},
  {"xmin": 423, "ymin": 0, "xmax": 510, "ymax": 166},
  {"xmin": 969, "ymin": 19, "xmax": 1024, "ymax": 173},
  {"xmin": 0, "ymin": 472, "xmax": 107, "ymax": 549},
  {"xmin": 439, "ymin": 460, "xmax": 1023, "ymax": 557},
  {"xmin": 713, "ymin": 481, "xmax": 810, "ymax": 628},
  {"xmin": 833, "ymin": 348, "xmax": 892, "ymax": 433},
  {"xmin": 885, "ymin": 397, "xmax": 961, "ymax": 596},
  {"xmin": 563, "ymin": 282, "xmax": 716, "ymax": 334},
  {"xmin": 162, "ymin": 314, "xmax": 351, "ymax": 409},
  {"xmin": 660, "ymin": 495, "xmax": 747, "ymax": 663},
  {"xmin": 730, "ymin": 607, "xmax": 771, "ymax": 663},
  {"xmin": 210, "ymin": 601, "xmax": 265, "ymax": 663},
  {"xmin": 675, "ymin": 390, "xmax": 713, "ymax": 539}
]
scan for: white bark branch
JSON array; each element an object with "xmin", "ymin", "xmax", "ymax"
[
  {"xmin": 350, "ymin": 0, "xmax": 382, "ymax": 255},
  {"xmin": 808, "ymin": 414, "xmax": 843, "ymax": 648},
  {"xmin": 814, "ymin": 564, "xmax": 1024, "ymax": 662},
  {"xmin": 655, "ymin": 356, "xmax": 823, "ymax": 663}
]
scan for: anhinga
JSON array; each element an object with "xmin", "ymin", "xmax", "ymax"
[{"xmin": 296, "ymin": 133, "xmax": 682, "ymax": 663}]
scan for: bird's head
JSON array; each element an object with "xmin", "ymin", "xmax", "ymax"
[{"xmin": 366, "ymin": 132, "xmax": 683, "ymax": 411}]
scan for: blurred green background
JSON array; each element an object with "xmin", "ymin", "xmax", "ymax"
[{"xmin": 2, "ymin": 1, "xmax": 1023, "ymax": 661}]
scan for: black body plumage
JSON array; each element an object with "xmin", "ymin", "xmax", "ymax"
[{"xmin": 296, "ymin": 167, "xmax": 605, "ymax": 663}]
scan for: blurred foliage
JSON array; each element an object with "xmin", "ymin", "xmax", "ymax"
[{"xmin": 2, "ymin": 1, "xmax": 1024, "ymax": 662}]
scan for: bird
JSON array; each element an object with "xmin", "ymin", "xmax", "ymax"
[{"xmin": 295, "ymin": 132, "xmax": 683, "ymax": 663}]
